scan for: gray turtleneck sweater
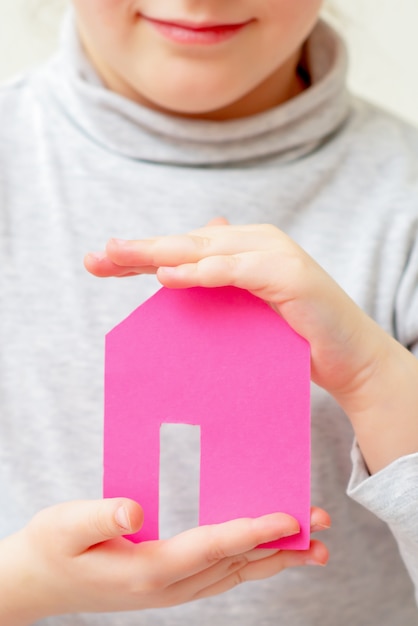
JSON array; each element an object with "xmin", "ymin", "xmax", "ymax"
[{"xmin": 1, "ymin": 13, "xmax": 418, "ymax": 626}]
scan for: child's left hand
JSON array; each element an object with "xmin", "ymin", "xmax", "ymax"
[{"xmin": 85, "ymin": 220, "xmax": 418, "ymax": 474}]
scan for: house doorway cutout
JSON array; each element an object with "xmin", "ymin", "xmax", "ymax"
[{"xmin": 159, "ymin": 423, "xmax": 201, "ymax": 538}]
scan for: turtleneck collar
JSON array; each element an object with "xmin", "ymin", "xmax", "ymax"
[{"xmin": 35, "ymin": 10, "xmax": 351, "ymax": 166}]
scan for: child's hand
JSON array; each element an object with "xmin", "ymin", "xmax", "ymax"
[
  {"xmin": 85, "ymin": 222, "xmax": 418, "ymax": 474},
  {"xmin": 0, "ymin": 498, "xmax": 329, "ymax": 625},
  {"xmin": 85, "ymin": 222, "xmax": 384, "ymax": 399}
]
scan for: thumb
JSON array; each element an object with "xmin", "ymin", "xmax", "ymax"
[{"xmin": 35, "ymin": 498, "xmax": 144, "ymax": 556}]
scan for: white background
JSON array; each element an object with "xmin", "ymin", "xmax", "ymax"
[{"xmin": 0, "ymin": 0, "xmax": 417, "ymax": 126}]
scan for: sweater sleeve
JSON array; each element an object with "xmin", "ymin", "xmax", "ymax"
[
  {"xmin": 347, "ymin": 445, "xmax": 418, "ymax": 603},
  {"xmin": 347, "ymin": 223, "xmax": 418, "ymax": 602}
]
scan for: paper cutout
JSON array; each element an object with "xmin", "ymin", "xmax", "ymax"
[{"xmin": 104, "ymin": 286, "xmax": 311, "ymax": 549}]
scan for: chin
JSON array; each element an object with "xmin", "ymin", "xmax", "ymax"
[
  {"xmin": 131, "ymin": 65, "xmax": 252, "ymax": 118},
  {"xmin": 137, "ymin": 83, "xmax": 248, "ymax": 118},
  {"xmin": 153, "ymin": 97, "xmax": 232, "ymax": 116}
]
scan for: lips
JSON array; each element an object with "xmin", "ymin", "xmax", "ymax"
[{"xmin": 140, "ymin": 15, "xmax": 254, "ymax": 45}]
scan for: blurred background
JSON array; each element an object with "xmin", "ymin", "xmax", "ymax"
[{"xmin": 0, "ymin": 0, "xmax": 417, "ymax": 126}]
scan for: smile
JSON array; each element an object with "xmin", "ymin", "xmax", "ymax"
[{"xmin": 140, "ymin": 15, "xmax": 254, "ymax": 45}]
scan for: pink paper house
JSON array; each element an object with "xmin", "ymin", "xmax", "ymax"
[{"xmin": 104, "ymin": 286, "xmax": 311, "ymax": 549}]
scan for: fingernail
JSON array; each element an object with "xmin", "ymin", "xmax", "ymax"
[
  {"xmin": 305, "ymin": 559, "xmax": 327, "ymax": 567},
  {"xmin": 115, "ymin": 506, "xmax": 131, "ymax": 531},
  {"xmin": 282, "ymin": 526, "xmax": 300, "ymax": 538},
  {"xmin": 311, "ymin": 523, "xmax": 331, "ymax": 532},
  {"xmin": 159, "ymin": 266, "xmax": 177, "ymax": 275},
  {"xmin": 86, "ymin": 251, "xmax": 107, "ymax": 261},
  {"xmin": 109, "ymin": 238, "xmax": 128, "ymax": 246}
]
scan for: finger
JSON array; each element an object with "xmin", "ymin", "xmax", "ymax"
[
  {"xmin": 32, "ymin": 499, "xmax": 144, "ymax": 556},
  {"xmin": 156, "ymin": 251, "xmax": 278, "ymax": 296},
  {"xmin": 85, "ymin": 219, "xmax": 229, "ymax": 275},
  {"xmin": 136, "ymin": 513, "xmax": 300, "ymax": 588},
  {"xmin": 236, "ymin": 538, "xmax": 329, "ymax": 581},
  {"xmin": 190, "ymin": 223, "xmax": 272, "ymax": 236},
  {"xmin": 205, "ymin": 217, "xmax": 230, "ymax": 227},
  {"xmin": 157, "ymin": 510, "xmax": 330, "ymax": 603},
  {"xmin": 84, "ymin": 252, "xmax": 157, "ymax": 277},
  {"xmin": 310, "ymin": 507, "xmax": 331, "ymax": 533},
  {"xmin": 103, "ymin": 226, "xmax": 283, "ymax": 269},
  {"xmin": 193, "ymin": 539, "xmax": 329, "ymax": 601},
  {"xmin": 105, "ymin": 234, "xmax": 217, "ymax": 268},
  {"xmin": 156, "ymin": 248, "xmax": 314, "ymax": 307},
  {"xmin": 161, "ymin": 546, "xmax": 277, "ymax": 606}
]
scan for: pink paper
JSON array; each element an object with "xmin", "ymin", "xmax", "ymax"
[{"xmin": 104, "ymin": 286, "xmax": 310, "ymax": 549}]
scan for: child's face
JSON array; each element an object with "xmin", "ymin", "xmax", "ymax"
[{"xmin": 72, "ymin": 0, "xmax": 323, "ymax": 120}]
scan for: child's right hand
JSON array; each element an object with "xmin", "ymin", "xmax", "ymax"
[{"xmin": 0, "ymin": 498, "xmax": 329, "ymax": 625}]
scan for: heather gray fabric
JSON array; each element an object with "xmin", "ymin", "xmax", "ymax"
[{"xmin": 1, "ymin": 13, "xmax": 418, "ymax": 626}]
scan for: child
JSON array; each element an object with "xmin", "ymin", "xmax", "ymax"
[{"xmin": 1, "ymin": 1, "xmax": 417, "ymax": 624}]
